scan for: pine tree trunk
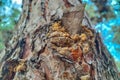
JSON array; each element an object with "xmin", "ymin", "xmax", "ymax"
[{"xmin": 0, "ymin": 0, "xmax": 119, "ymax": 80}]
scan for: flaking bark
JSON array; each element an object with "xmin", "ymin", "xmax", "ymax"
[{"xmin": 0, "ymin": 0, "xmax": 119, "ymax": 80}]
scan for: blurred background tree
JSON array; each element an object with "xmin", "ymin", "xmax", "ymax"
[{"xmin": 0, "ymin": 0, "xmax": 120, "ymax": 71}]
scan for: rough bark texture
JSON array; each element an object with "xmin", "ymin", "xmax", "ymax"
[{"xmin": 0, "ymin": 0, "xmax": 120, "ymax": 80}]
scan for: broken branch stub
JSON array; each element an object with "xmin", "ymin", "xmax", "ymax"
[{"xmin": 62, "ymin": 4, "xmax": 85, "ymax": 34}]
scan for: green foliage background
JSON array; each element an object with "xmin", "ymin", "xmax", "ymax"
[{"xmin": 0, "ymin": 0, "xmax": 21, "ymax": 50}]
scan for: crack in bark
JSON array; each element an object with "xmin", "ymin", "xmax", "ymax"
[{"xmin": 1, "ymin": 41, "xmax": 19, "ymax": 62}]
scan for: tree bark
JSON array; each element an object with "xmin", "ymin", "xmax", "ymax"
[{"xmin": 0, "ymin": 0, "xmax": 119, "ymax": 80}]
